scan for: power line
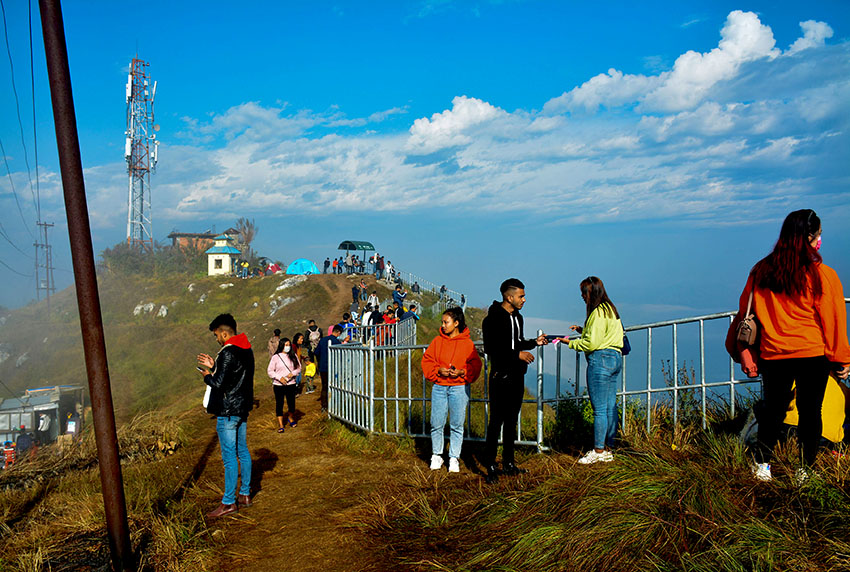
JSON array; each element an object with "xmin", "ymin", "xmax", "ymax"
[
  {"xmin": 0, "ymin": 256, "xmax": 32, "ymax": 277},
  {"xmin": 28, "ymin": 0, "xmax": 40, "ymax": 219},
  {"xmin": 0, "ymin": 0, "xmax": 38, "ymax": 214},
  {"xmin": 0, "ymin": 135, "xmax": 36, "ymax": 239},
  {"xmin": 0, "ymin": 220, "xmax": 32, "ymax": 258}
]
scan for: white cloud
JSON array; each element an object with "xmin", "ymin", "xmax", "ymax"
[
  {"xmin": 544, "ymin": 69, "xmax": 659, "ymax": 113},
  {"xmin": 545, "ymin": 11, "xmax": 813, "ymax": 114},
  {"xmin": 14, "ymin": 11, "xmax": 845, "ymax": 236},
  {"xmin": 787, "ymin": 20, "xmax": 833, "ymax": 54},
  {"xmin": 406, "ymin": 95, "xmax": 506, "ymax": 153}
]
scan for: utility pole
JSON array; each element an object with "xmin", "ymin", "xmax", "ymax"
[
  {"xmin": 124, "ymin": 57, "xmax": 158, "ymax": 249},
  {"xmin": 39, "ymin": 0, "xmax": 134, "ymax": 569},
  {"xmin": 33, "ymin": 220, "xmax": 56, "ymax": 314}
]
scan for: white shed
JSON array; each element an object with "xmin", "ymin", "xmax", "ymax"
[{"xmin": 205, "ymin": 234, "xmax": 241, "ymax": 276}]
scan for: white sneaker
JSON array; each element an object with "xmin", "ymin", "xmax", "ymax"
[
  {"xmin": 752, "ymin": 463, "xmax": 772, "ymax": 482},
  {"xmin": 430, "ymin": 455, "xmax": 444, "ymax": 470},
  {"xmin": 578, "ymin": 450, "xmax": 611, "ymax": 465},
  {"xmin": 794, "ymin": 468, "xmax": 809, "ymax": 485},
  {"xmin": 448, "ymin": 458, "xmax": 460, "ymax": 473}
]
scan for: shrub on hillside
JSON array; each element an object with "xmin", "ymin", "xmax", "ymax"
[{"xmin": 99, "ymin": 242, "xmax": 206, "ymax": 277}]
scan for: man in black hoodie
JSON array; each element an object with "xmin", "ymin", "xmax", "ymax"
[
  {"xmin": 482, "ymin": 278, "xmax": 547, "ymax": 483},
  {"xmin": 197, "ymin": 313, "xmax": 255, "ymax": 518}
]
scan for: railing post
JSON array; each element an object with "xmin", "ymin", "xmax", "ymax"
[
  {"xmin": 672, "ymin": 323, "xmax": 678, "ymax": 427},
  {"xmin": 646, "ymin": 327, "xmax": 652, "ymax": 433},
  {"xmin": 369, "ymin": 340, "xmax": 375, "ymax": 432},
  {"xmin": 536, "ymin": 329, "xmax": 545, "ymax": 451}
]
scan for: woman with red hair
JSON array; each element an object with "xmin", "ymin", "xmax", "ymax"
[{"xmin": 741, "ymin": 209, "xmax": 850, "ymax": 482}]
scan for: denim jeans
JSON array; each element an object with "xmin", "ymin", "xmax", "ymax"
[
  {"xmin": 586, "ymin": 349, "xmax": 622, "ymax": 450},
  {"xmin": 430, "ymin": 384, "xmax": 470, "ymax": 459},
  {"xmin": 216, "ymin": 415, "xmax": 251, "ymax": 504}
]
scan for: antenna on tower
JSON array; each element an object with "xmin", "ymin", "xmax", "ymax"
[{"xmin": 125, "ymin": 57, "xmax": 158, "ymax": 249}]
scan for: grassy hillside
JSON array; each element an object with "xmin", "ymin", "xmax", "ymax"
[{"xmin": 0, "ymin": 270, "xmax": 454, "ymax": 420}]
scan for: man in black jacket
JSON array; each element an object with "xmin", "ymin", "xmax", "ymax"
[
  {"xmin": 198, "ymin": 313, "xmax": 255, "ymax": 518},
  {"xmin": 482, "ymin": 278, "xmax": 547, "ymax": 484}
]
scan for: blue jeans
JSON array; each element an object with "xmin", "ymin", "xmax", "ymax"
[
  {"xmin": 586, "ymin": 349, "xmax": 622, "ymax": 450},
  {"xmin": 430, "ymin": 384, "xmax": 469, "ymax": 459},
  {"xmin": 216, "ymin": 415, "xmax": 251, "ymax": 504}
]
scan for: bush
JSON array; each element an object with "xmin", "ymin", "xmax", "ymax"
[{"xmin": 99, "ymin": 242, "xmax": 206, "ymax": 277}]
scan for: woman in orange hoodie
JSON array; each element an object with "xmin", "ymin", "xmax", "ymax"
[
  {"xmin": 739, "ymin": 209, "xmax": 850, "ymax": 482},
  {"xmin": 422, "ymin": 307, "xmax": 483, "ymax": 473}
]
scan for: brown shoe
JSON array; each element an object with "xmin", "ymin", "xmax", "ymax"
[
  {"xmin": 238, "ymin": 494, "xmax": 252, "ymax": 508},
  {"xmin": 206, "ymin": 503, "xmax": 237, "ymax": 518}
]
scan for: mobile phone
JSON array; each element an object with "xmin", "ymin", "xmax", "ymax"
[
  {"xmin": 544, "ymin": 334, "xmax": 564, "ymax": 342},
  {"xmin": 196, "ymin": 367, "xmax": 206, "ymax": 372}
]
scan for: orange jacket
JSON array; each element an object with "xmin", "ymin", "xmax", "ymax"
[
  {"xmin": 738, "ymin": 263, "xmax": 850, "ymax": 364},
  {"xmin": 422, "ymin": 327, "xmax": 483, "ymax": 386}
]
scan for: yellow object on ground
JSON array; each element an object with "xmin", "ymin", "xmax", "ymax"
[{"xmin": 784, "ymin": 374, "xmax": 849, "ymax": 443}]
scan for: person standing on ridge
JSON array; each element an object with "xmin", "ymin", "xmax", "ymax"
[
  {"xmin": 367, "ymin": 290, "xmax": 379, "ymax": 310},
  {"xmin": 268, "ymin": 328, "xmax": 281, "ymax": 358},
  {"xmin": 323, "ymin": 258, "xmax": 330, "ymax": 274},
  {"xmin": 559, "ymin": 276, "xmax": 624, "ymax": 465},
  {"xmin": 197, "ymin": 313, "xmax": 254, "ymax": 518},
  {"xmin": 482, "ymin": 278, "xmax": 548, "ymax": 484},
  {"xmin": 316, "ymin": 325, "xmax": 344, "ymax": 411},
  {"xmin": 268, "ymin": 337, "xmax": 301, "ymax": 431},
  {"xmin": 737, "ymin": 209, "xmax": 850, "ymax": 483},
  {"xmin": 305, "ymin": 320, "xmax": 323, "ymax": 362},
  {"xmin": 422, "ymin": 307, "xmax": 482, "ymax": 473},
  {"xmin": 393, "ymin": 284, "xmax": 407, "ymax": 310}
]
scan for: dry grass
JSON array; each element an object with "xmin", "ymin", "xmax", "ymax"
[{"xmin": 352, "ymin": 415, "xmax": 850, "ymax": 572}]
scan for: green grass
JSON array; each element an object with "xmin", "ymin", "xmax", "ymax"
[{"xmin": 354, "ymin": 423, "xmax": 850, "ymax": 571}]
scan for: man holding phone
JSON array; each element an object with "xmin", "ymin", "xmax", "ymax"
[
  {"xmin": 482, "ymin": 278, "xmax": 548, "ymax": 484},
  {"xmin": 197, "ymin": 313, "xmax": 254, "ymax": 518}
]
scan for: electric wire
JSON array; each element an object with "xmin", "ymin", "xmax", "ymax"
[
  {"xmin": 28, "ymin": 0, "xmax": 40, "ymax": 220},
  {"xmin": 0, "ymin": 0, "xmax": 38, "ymax": 218},
  {"xmin": 0, "ymin": 377, "xmax": 19, "ymax": 401},
  {"xmin": 0, "ymin": 256, "xmax": 33, "ymax": 277},
  {"xmin": 0, "ymin": 135, "xmax": 36, "ymax": 240},
  {"xmin": 0, "ymin": 220, "xmax": 32, "ymax": 258}
]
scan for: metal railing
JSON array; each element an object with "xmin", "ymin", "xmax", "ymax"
[
  {"xmin": 328, "ymin": 300, "xmax": 850, "ymax": 448},
  {"xmin": 327, "ymin": 340, "xmax": 541, "ymax": 447},
  {"xmin": 393, "ymin": 268, "xmax": 464, "ymax": 308},
  {"xmin": 347, "ymin": 316, "xmax": 417, "ymax": 346}
]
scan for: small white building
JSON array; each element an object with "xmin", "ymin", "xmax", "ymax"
[{"xmin": 205, "ymin": 234, "xmax": 241, "ymax": 276}]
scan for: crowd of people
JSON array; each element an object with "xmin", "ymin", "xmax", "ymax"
[
  {"xmin": 197, "ymin": 209, "xmax": 849, "ymax": 518},
  {"xmin": 323, "ymin": 252, "xmax": 399, "ymax": 283}
]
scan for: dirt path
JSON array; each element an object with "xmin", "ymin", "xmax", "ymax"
[{"xmin": 200, "ymin": 381, "xmax": 411, "ymax": 572}]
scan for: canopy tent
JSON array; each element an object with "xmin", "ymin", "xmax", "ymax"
[
  {"xmin": 286, "ymin": 258, "xmax": 319, "ymax": 275},
  {"xmin": 338, "ymin": 240, "xmax": 375, "ymax": 264}
]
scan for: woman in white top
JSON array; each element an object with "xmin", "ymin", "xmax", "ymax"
[{"xmin": 267, "ymin": 338, "xmax": 302, "ymax": 432}]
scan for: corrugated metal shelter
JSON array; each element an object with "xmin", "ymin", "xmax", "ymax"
[{"xmin": 0, "ymin": 385, "xmax": 85, "ymax": 444}]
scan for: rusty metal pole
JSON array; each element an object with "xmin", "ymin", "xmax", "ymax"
[{"xmin": 38, "ymin": 1, "xmax": 134, "ymax": 570}]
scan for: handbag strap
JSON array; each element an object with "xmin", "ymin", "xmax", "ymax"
[{"xmin": 744, "ymin": 288, "xmax": 754, "ymax": 317}]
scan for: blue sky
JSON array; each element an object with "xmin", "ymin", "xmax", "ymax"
[{"xmin": 1, "ymin": 0, "xmax": 848, "ymax": 332}]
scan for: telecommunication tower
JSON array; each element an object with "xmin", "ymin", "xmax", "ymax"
[{"xmin": 124, "ymin": 57, "xmax": 159, "ymax": 248}]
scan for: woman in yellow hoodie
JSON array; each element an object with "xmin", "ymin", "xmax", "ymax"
[
  {"xmin": 422, "ymin": 307, "xmax": 483, "ymax": 473},
  {"xmin": 560, "ymin": 276, "xmax": 624, "ymax": 465}
]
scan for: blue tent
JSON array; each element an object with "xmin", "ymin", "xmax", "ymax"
[{"xmin": 286, "ymin": 258, "xmax": 319, "ymax": 275}]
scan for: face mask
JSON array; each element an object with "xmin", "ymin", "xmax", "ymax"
[
  {"xmin": 815, "ymin": 237, "xmax": 822, "ymax": 250},
  {"xmin": 283, "ymin": 345, "xmax": 291, "ymax": 353}
]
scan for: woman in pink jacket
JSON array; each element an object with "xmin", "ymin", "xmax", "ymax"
[{"xmin": 268, "ymin": 338, "xmax": 302, "ymax": 432}]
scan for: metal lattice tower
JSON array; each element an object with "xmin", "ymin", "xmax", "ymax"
[
  {"xmin": 34, "ymin": 220, "xmax": 56, "ymax": 313},
  {"xmin": 124, "ymin": 57, "xmax": 158, "ymax": 248}
]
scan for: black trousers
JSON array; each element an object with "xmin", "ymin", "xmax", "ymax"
[
  {"xmin": 484, "ymin": 371, "xmax": 525, "ymax": 466},
  {"xmin": 756, "ymin": 355, "xmax": 830, "ymax": 466},
  {"xmin": 273, "ymin": 384, "xmax": 296, "ymax": 417},
  {"xmin": 320, "ymin": 371, "xmax": 329, "ymax": 409}
]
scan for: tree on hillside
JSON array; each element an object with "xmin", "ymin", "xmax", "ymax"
[{"xmin": 235, "ymin": 217, "xmax": 258, "ymax": 260}]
